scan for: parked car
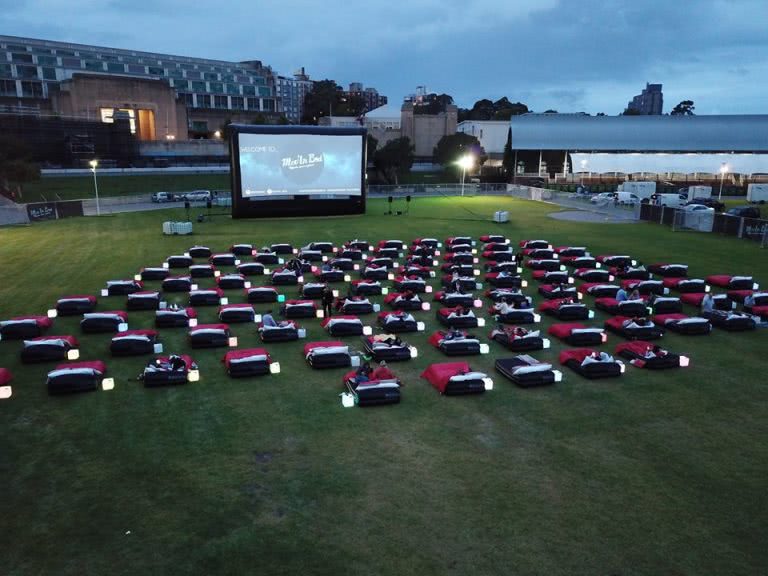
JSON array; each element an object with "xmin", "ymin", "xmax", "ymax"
[
  {"xmin": 725, "ymin": 205, "xmax": 761, "ymax": 219},
  {"xmin": 590, "ymin": 192, "xmax": 616, "ymax": 204},
  {"xmin": 151, "ymin": 192, "xmax": 177, "ymax": 203},
  {"xmin": 686, "ymin": 197, "xmax": 725, "ymax": 212},
  {"xmin": 683, "ymin": 204, "xmax": 715, "ymax": 213},
  {"xmin": 183, "ymin": 190, "xmax": 212, "ymax": 202}
]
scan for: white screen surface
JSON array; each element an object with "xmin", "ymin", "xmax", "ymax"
[{"xmin": 238, "ymin": 133, "xmax": 363, "ymax": 198}]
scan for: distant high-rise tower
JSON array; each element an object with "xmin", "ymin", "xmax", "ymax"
[{"xmin": 627, "ymin": 83, "xmax": 663, "ymax": 115}]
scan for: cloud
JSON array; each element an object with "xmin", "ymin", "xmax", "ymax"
[{"xmin": 1, "ymin": 0, "xmax": 766, "ymax": 115}]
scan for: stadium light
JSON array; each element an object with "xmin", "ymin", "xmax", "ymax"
[
  {"xmin": 456, "ymin": 154, "xmax": 474, "ymax": 197},
  {"xmin": 89, "ymin": 159, "xmax": 100, "ymax": 216},
  {"xmin": 718, "ymin": 163, "xmax": 729, "ymax": 200}
]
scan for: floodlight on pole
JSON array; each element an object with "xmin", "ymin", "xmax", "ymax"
[
  {"xmin": 457, "ymin": 154, "xmax": 474, "ymax": 197},
  {"xmin": 89, "ymin": 159, "xmax": 100, "ymax": 216},
  {"xmin": 718, "ymin": 162, "xmax": 729, "ymax": 200}
]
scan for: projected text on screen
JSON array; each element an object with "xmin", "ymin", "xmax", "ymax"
[{"xmin": 239, "ymin": 133, "xmax": 363, "ymax": 198}]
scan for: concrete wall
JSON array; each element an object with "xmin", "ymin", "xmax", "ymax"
[
  {"xmin": 53, "ymin": 74, "xmax": 185, "ymax": 140},
  {"xmin": 139, "ymin": 140, "xmax": 228, "ymax": 158},
  {"xmin": 401, "ymin": 102, "xmax": 458, "ymax": 158}
]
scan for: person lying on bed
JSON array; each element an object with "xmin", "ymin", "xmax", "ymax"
[
  {"xmin": 455, "ymin": 306, "xmax": 472, "ymax": 316},
  {"xmin": 146, "ymin": 355, "xmax": 186, "ymax": 372},
  {"xmin": 498, "ymin": 269, "xmax": 514, "ymax": 278},
  {"xmin": 581, "ymin": 351, "xmax": 614, "ymax": 365},
  {"xmin": 372, "ymin": 333, "xmax": 403, "ymax": 346},
  {"xmin": 550, "ymin": 284, "xmax": 571, "ymax": 294},
  {"xmin": 622, "ymin": 316, "xmax": 651, "ymax": 329},
  {"xmin": 400, "ymin": 290, "xmax": 417, "ymax": 301},
  {"xmin": 353, "ymin": 361, "xmax": 373, "ymax": 383},
  {"xmin": 443, "ymin": 327, "xmax": 465, "ymax": 341},
  {"xmin": 494, "ymin": 299, "xmax": 514, "ymax": 315}
]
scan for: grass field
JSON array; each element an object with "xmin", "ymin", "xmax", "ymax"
[
  {"xmin": 1, "ymin": 197, "xmax": 767, "ymax": 576},
  {"xmin": 19, "ymin": 174, "xmax": 231, "ymax": 202}
]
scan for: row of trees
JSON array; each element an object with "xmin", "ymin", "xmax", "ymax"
[{"xmin": 0, "ymin": 135, "xmax": 40, "ymax": 200}]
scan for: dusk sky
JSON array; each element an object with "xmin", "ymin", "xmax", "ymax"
[{"xmin": 2, "ymin": 0, "xmax": 767, "ymax": 115}]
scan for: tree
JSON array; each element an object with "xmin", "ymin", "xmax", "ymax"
[
  {"xmin": 433, "ymin": 133, "xmax": 486, "ymax": 172},
  {"xmin": 671, "ymin": 100, "xmax": 695, "ymax": 115},
  {"xmin": 301, "ymin": 80, "xmax": 366, "ymax": 124},
  {"xmin": 413, "ymin": 93, "xmax": 454, "ymax": 115},
  {"xmin": 621, "ymin": 108, "xmax": 643, "ymax": 116},
  {"xmin": 366, "ymin": 134, "xmax": 378, "ymax": 163},
  {"xmin": 373, "ymin": 137, "xmax": 414, "ymax": 184},
  {"xmin": 0, "ymin": 135, "xmax": 40, "ymax": 200},
  {"xmin": 544, "ymin": 109, "xmax": 558, "ymax": 114},
  {"xmin": 502, "ymin": 128, "xmax": 514, "ymax": 177},
  {"xmin": 457, "ymin": 97, "xmax": 529, "ymax": 122}
]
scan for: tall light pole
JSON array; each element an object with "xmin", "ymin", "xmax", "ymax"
[
  {"xmin": 89, "ymin": 159, "xmax": 100, "ymax": 216},
  {"xmin": 580, "ymin": 159, "xmax": 588, "ymax": 187},
  {"xmin": 718, "ymin": 163, "xmax": 729, "ymax": 201},
  {"xmin": 457, "ymin": 154, "xmax": 474, "ymax": 197}
]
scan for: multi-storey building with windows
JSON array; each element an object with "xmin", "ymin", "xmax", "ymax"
[
  {"xmin": 0, "ymin": 35, "xmax": 280, "ymax": 139},
  {"xmin": 276, "ymin": 68, "xmax": 314, "ymax": 124}
]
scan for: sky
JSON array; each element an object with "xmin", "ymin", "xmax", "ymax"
[{"xmin": 2, "ymin": 0, "xmax": 767, "ymax": 115}]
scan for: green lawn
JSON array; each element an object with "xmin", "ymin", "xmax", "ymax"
[
  {"xmin": 1, "ymin": 197, "xmax": 767, "ymax": 576},
  {"xmin": 19, "ymin": 174, "xmax": 231, "ymax": 202}
]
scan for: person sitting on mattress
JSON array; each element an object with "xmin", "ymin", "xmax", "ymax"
[
  {"xmin": 168, "ymin": 302, "xmax": 182, "ymax": 311},
  {"xmin": 494, "ymin": 299, "xmax": 513, "ymax": 315},
  {"xmin": 286, "ymin": 258, "xmax": 301, "ymax": 272},
  {"xmin": 628, "ymin": 289, "xmax": 641, "ymax": 301},
  {"xmin": 616, "ymin": 287, "xmax": 628, "ymax": 302},
  {"xmin": 354, "ymin": 362, "xmax": 372, "ymax": 383},
  {"xmin": 701, "ymin": 293, "xmax": 714, "ymax": 314},
  {"xmin": 262, "ymin": 311, "xmax": 291, "ymax": 328},
  {"xmin": 401, "ymin": 290, "xmax": 417, "ymax": 301},
  {"xmin": 498, "ymin": 269, "xmax": 513, "ymax": 278},
  {"xmin": 744, "ymin": 293, "xmax": 756, "ymax": 307},
  {"xmin": 581, "ymin": 351, "xmax": 613, "ymax": 365},
  {"xmin": 456, "ymin": 306, "xmax": 472, "ymax": 316},
  {"xmin": 513, "ymin": 326, "xmax": 529, "ymax": 338}
]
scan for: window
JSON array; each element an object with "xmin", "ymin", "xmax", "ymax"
[
  {"xmin": 127, "ymin": 64, "xmax": 146, "ymax": 74},
  {"xmin": 21, "ymin": 81, "xmax": 43, "ymax": 97},
  {"xmin": 100, "ymin": 54, "xmax": 118, "ymax": 62},
  {"xmin": 258, "ymin": 86, "xmax": 271, "ymax": 97},
  {"xmin": 6, "ymin": 44, "xmax": 29, "ymax": 52},
  {"xmin": 12, "ymin": 53, "xmax": 34, "ymax": 64},
  {"xmin": 179, "ymin": 92, "xmax": 194, "ymax": 107},
  {"xmin": 214, "ymin": 95, "xmax": 228, "ymax": 109},
  {"xmin": 242, "ymin": 85, "xmax": 256, "ymax": 96},
  {"xmin": 148, "ymin": 66, "xmax": 164, "ymax": 76},
  {"xmin": 0, "ymin": 79, "xmax": 17, "ymax": 96},
  {"xmin": 42, "ymin": 67, "xmax": 57, "ymax": 80},
  {"xmin": 226, "ymin": 83, "xmax": 240, "ymax": 95},
  {"xmin": 246, "ymin": 97, "xmax": 259, "ymax": 110},
  {"xmin": 16, "ymin": 65, "xmax": 38, "ymax": 79},
  {"xmin": 191, "ymin": 120, "xmax": 208, "ymax": 132},
  {"xmin": 186, "ymin": 70, "xmax": 202, "ymax": 80},
  {"xmin": 204, "ymin": 72, "xmax": 218, "ymax": 81},
  {"xmin": 231, "ymin": 96, "xmax": 244, "ymax": 109},
  {"xmin": 37, "ymin": 55, "xmax": 58, "ymax": 66},
  {"xmin": 252, "ymin": 76, "xmax": 265, "ymax": 85},
  {"xmin": 191, "ymin": 81, "xmax": 206, "ymax": 92},
  {"xmin": 62, "ymin": 57, "xmax": 82, "ymax": 68},
  {"xmin": 209, "ymin": 82, "xmax": 223, "ymax": 93},
  {"xmin": 85, "ymin": 61, "xmax": 104, "ymax": 71},
  {"xmin": 221, "ymin": 74, "xmax": 234, "ymax": 83},
  {"xmin": 0, "ymin": 63, "xmax": 13, "ymax": 77},
  {"xmin": 167, "ymin": 68, "xmax": 184, "ymax": 78},
  {"xmin": 107, "ymin": 62, "xmax": 125, "ymax": 74},
  {"xmin": 197, "ymin": 94, "xmax": 211, "ymax": 108},
  {"xmin": 262, "ymin": 98, "xmax": 275, "ymax": 112},
  {"xmin": 56, "ymin": 49, "xmax": 75, "ymax": 56}
]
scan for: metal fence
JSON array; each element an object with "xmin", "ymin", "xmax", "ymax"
[{"xmin": 641, "ymin": 203, "xmax": 768, "ymax": 246}]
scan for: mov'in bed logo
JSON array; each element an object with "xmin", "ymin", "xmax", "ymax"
[{"xmin": 280, "ymin": 152, "xmax": 324, "ymax": 185}]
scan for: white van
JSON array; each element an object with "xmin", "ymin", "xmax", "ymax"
[
  {"xmin": 616, "ymin": 192, "xmax": 640, "ymax": 206},
  {"xmin": 747, "ymin": 183, "xmax": 768, "ymax": 203},
  {"xmin": 618, "ymin": 181, "xmax": 656, "ymax": 200},
  {"xmin": 656, "ymin": 193, "xmax": 685, "ymax": 208}
]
